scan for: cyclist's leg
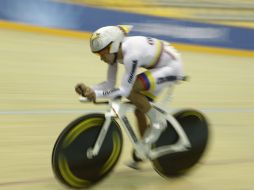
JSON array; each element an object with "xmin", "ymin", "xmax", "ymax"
[
  {"xmin": 128, "ymin": 79, "xmax": 151, "ymax": 113},
  {"xmin": 128, "ymin": 69, "xmax": 167, "ymax": 142},
  {"xmin": 132, "ymin": 66, "xmax": 181, "ymax": 144},
  {"xmin": 131, "ymin": 86, "xmax": 156, "ymax": 137},
  {"xmin": 128, "ymin": 67, "xmax": 172, "ymax": 133},
  {"xmin": 127, "ymin": 78, "xmax": 151, "ymax": 138},
  {"xmin": 126, "ymin": 67, "xmax": 178, "ymax": 168},
  {"xmin": 126, "ymin": 80, "xmax": 150, "ymax": 169},
  {"xmin": 134, "ymin": 109, "xmax": 148, "ymax": 137}
]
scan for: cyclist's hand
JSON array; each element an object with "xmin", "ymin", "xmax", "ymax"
[{"xmin": 75, "ymin": 83, "xmax": 96, "ymax": 101}]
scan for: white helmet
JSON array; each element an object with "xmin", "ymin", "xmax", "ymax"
[{"xmin": 90, "ymin": 25, "xmax": 133, "ymax": 54}]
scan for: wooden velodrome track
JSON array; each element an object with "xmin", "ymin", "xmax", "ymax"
[{"xmin": 0, "ymin": 28, "xmax": 254, "ymax": 190}]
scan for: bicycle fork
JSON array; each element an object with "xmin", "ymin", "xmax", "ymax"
[{"xmin": 86, "ymin": 110, "xmax": 115, "ymax": 159}]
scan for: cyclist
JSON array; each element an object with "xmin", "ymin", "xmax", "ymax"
[{"xmin": 75, "ymin": 25, "xmax": 184, "ymax": 169}]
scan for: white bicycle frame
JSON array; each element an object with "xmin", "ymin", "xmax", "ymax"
[{"xmin": 80, "ymin": 86, "xmax": 191, "ymax": 161}]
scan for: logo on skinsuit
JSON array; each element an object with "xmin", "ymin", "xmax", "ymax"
[
  {"xmin": 102, "ymin": 88, "xmax": 119, "ymax": 96},
  {"xmin": 128, "ymin": 60, "xmax": 138, "ymax": 83}
]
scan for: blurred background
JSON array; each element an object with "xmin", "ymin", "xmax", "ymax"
[
  {"xmin": 0, "ymin": 0, "xmax": 254, "ymax": 190},
  {"xmin": 69, "ymin": 0, "xmax": 254, "ymax": 27},
  {"xmin": 1, "ymin": 0, "xmax": 254, "ymax": 51}
]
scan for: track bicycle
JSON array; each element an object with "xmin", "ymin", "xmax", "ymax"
[{"xmin": 52, "ymin": 77, "xmax": 209, "ymax": 189}]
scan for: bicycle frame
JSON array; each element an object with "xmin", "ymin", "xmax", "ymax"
[{"xmin": 80, "ymin": 97, "xmax": 191, "ymax": 161}]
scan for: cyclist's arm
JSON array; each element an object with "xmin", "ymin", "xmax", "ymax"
[
  {"xmin": 94, "ymin": 59, "xmax": 139, "ymax": 98},
  {"xmin": 91, "ymin": 62, "xmax": 117, "ymax": 91}
]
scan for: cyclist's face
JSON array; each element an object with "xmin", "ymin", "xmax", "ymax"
[{"xmin": 96, "ymin": 47, "xmax": 115, "ymax": 65}]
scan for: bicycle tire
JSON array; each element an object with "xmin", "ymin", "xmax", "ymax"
[
  {"xmin": 152, "ymin": 109, "xmax": 209, "ymax": 178},
  {"xmin": 52, "ymin": 113, "xmax": 123, "ymax": 189}
]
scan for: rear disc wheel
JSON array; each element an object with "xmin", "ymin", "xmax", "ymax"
[{"xmin": 152, "ymin": 109, "xmax": 209, "ymax": 177}]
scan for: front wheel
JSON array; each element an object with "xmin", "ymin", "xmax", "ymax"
[
  {"xmin": 152, "ymin": 109, "xmax": 209, "ymax": 178},
  {"xmin": 52, "ymin": 113, "xmax": 123, "ymax": 189}
]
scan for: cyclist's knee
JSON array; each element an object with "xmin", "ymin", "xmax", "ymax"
[
  {"xmin": 128, "ymin": 92, "xmax": 151, "ymax": 112},
  {"xmin": 127, "ymin": 90, "xmax": 135, "ymax": 102}
]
